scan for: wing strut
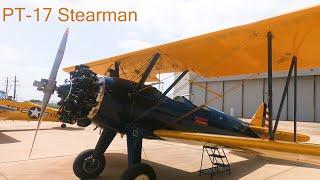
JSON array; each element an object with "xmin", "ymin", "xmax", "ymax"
[
  {"xmin": 134, "ymin": 53, "xmax": 160, "ymax": 91},
  {"xmin": 293, "ymin": 57, "xmax": 297, "ymax": 142},
  {"xmin": 267, "ymin": 31, "xmax": 273, "ymax": 140},
  {"xmin": 108, "ymin": 61, "xmax": 120, "ymax": 77},
  {"xmin": 272, "ymin": 57, "xmax": 297, "ymax": 139},
  {"xmin": 267, "ymin": 31, "xmax": 298, "ymax": 142},
  {"xmin": 161, "ymin": 70, "xmax": 188, "ymax": 97},
  {"xmin": 115, "ymin": 61, "xmax": 120, "ymax": 77}
]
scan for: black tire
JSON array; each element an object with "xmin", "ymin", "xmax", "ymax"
[
  {"xmin": 61, "ymin": 123, "xmax": 66, "ymax": 128},
  {"xmin": 121, "ymin": 163, "xmax": 156, "ymax": 180},
  {"xmin": 73, "ymin": 149, "xmax": 106, "ymax": 179}
]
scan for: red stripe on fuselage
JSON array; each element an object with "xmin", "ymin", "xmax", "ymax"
[{"xmin": 194, "ymin": 116, "xmax": 208, "ymax": 126}]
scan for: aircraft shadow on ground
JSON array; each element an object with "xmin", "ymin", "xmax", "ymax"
[
  {"xmin": 51, "ymin": 127, "xmax": 85, "ymax": 131},
  {"xmin": 0, "ymin": 127, "xmax": 84, "ymax": 144},
  {"xmin": 98, "ymin": 153, "xmax": 320, "ymax": 180},
  {"xmin": 0, "ymin": 132, "xmax": 20, "ymax": 144},
  {"xmin": 0, "ymin": 128, "xmax": 53, "ymax": 132},
  {"xmin": 0, "ymin": 126, "xmax": 84, "ymax": 133}
]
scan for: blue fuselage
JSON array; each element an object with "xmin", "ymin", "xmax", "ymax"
[{"xmin": 92, "ymin": 77, "xmax": 258, "ymax": 139}]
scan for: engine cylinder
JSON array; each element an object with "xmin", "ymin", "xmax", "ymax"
[{"xmin": 57, "ymin": 65, "xmax": 101, "ymax": 126}]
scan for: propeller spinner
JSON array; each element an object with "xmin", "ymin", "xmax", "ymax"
[{"xmin": 29, "ymin": 28, "xmax": 69, "ymax": 157}]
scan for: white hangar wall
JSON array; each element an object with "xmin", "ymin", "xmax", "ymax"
[{"xmin": 176, "ymin": 69, "xmax": 320, "ymax": 122}]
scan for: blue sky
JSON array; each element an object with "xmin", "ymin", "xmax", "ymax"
[{"xmin": 0, "ymin": 0, "xmax": 319, "ymax": 102}]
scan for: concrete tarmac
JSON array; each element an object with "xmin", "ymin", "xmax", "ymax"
[{"xmin": 0, "ymin": 120, "xmax": 320, "ymax": 180}]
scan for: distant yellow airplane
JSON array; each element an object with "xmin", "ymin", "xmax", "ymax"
[{"xmin": 0, "ymin": 99, "xmax": 66, "ymax": 128}]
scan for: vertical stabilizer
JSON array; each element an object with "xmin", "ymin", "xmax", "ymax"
[{"xmin": 250, "ymin": 103, "xmax": 267, "ymax": 127}]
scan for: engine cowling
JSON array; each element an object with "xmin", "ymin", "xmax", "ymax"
[{"xmin": 57, "ymin": 65, "xmax": 101, "ymax": 127}]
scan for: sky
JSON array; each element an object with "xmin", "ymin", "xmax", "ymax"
[{"xmin": 0, "ymin": 0, "xmax": 319, "ymax": 102}]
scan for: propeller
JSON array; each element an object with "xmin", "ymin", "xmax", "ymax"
[{"xmin": 29, "ymin": 28, "xmax": 69, "ymax": 157}]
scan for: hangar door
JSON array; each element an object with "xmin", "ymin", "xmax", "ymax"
[
  {"xmin": 243, "ymin": 79, "xmax": 263, "ymax": 119},
  {"xmin": 288, "ymin": 76, "xmax": 314, "ymax": 122},
  {"xmin": 206, "ymin": 82, "xmax": 223, "ymax": 111},
  {"xmin": 224, "ymin": 80, "xmax": 242, "ymax": 118},
  {"xmin": 264, "ymin": 78, "xmax": 288, "ymax": 121},
  {"xmin": 190, "ymin": 82, "xmax": 206, "ymax": 106}
]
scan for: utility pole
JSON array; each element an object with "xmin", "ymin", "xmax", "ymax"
[
  {"xmin": 5, "ymin": 77, "xmax": 9, "ymax": 99},
  {"xmin": 13, "ymin": 76, "xmax": 17, "ymax": 101}
]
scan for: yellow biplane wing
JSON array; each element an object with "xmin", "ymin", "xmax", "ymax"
[
  {"xmin": 64, "ymin": 5, "xmax": 320, "ymax": 80},
  {"xmin": 154, "ymin": 130, "xmax": 320, "ymax": 165}
]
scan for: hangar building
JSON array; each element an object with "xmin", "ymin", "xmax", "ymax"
[{"xmin": 174, "ymin": 68, "xmax": 320, "ymax": 122}]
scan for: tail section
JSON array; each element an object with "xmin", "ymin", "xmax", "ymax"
[
  {"xmin": 250, "ymin": 103, "xmax": 267, "ymax": 127},
  {"xmin": 249, "ymin": 102, "xmax": 310, "ymax": 142}
]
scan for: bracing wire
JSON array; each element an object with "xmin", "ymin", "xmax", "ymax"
[{"xmin": 130, "ymin": 30, "xmax": 295, "ymax": 126}]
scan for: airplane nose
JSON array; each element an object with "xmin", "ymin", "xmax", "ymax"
[
  {"xmin": 56, "ymin": 65, "xmax": 102, "ymax": 126},
  {"xmin": 57, "ymin": 83, "xmax": 71, "ymax": 100}
]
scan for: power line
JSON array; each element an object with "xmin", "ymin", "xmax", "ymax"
[{"xmin": 0, "ymin": 76, "xmax": 20, "ymax": 100}]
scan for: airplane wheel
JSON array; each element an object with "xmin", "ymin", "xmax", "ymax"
[
  {"xmin": 61, "ymin": 123, "xmax": 66, "ymax": 128},
  {"xmin": 73, "ymin": 149, "xmax": 105, "ymax": 179},
  {"xmin": 121, "ymin": 163, "xmax": 156, "ymax": 180}
]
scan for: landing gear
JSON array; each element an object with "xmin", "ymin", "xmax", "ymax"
[
  {"xmin": 121, "ymin": 129, "xmax": 157, "ymax": 180},
  {"xmin": 73, "ymin": 128, "xmax": 116, "ymax": 179},
  {"xmin": 60, "ymin": 123, "xmax": 66, "ymax": 128},
  {"xmin": 121, "ymin": 163, "xmax": 156, "ymax": 180},
  {"xmin": 73, "ymin": 149, "xmax": 105, "ymax": 179}
]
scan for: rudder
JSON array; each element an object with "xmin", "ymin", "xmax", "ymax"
[{"xmin": 250, "ymin": 103, "xmax": 267, "ymax": 127}]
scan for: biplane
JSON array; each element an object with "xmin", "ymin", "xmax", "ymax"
[
  {"xmin": 30, "ymin": 5, "xmax": 320, "ymax": 180},
  {"xmin": 0, "ymin": 99, "xmax": 66, "ymax": 128}
]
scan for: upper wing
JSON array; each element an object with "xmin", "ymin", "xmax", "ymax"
[
  {"xmin": 154, "ymin": 130, "xmax": 320, "ymax": 165},
  {"xmin": 64, "ymin": 6, "xmax": 320, "ymax": 79},
  {"xmin": 249, "ymin": 125, "xmax": 310, "ymax": 142},
  {"xmin": 65, "ymin": 49, "xmax": 184, "ymax": 82}
]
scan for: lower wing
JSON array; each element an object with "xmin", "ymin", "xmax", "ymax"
[
  {"xmin": 249, "ymin": 125, "xmax": 310, "ymax": 142},
  {"xmin": 154, "ymin": 130, "xmax": 320, "ymax": 165}
]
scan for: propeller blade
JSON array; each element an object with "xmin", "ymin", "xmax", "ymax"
[
  {"xmin": 49, "ymin": 28, "xmax": 69, "ymax": 81},
  {"xmin": 29, "ymin": 28, "xmax": 69, "ymax": 158},
  {"xmin": 29, "ymin": 93, "xmax": 51, "ymax": 157}
]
